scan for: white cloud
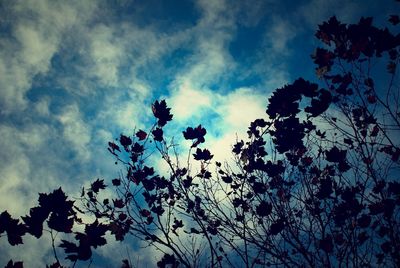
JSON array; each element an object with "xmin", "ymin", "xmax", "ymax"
[
  {"xmin": 0, "ymin": 0, "xmax": 98, "ymax": 114},
  {"xmin": 217, "ymin": 87, "xmax": 266, "ymax": 129},
  {"xmin": 168, "ymin": 81, "xmax": 212, "ymax": 121},
  {"xmin": 57, "ymin": 104, "xmax": 91, "ymax": 161},
  {"xmin": 266, "ymin": 16, "xmax": 297, "ymax": 53}
]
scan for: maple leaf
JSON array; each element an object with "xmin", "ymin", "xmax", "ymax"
[
  {"xmin": 232, "ymin": 140, "xmax": 244, "ymax": 154},
  {"xmin": 59, "ymin": 239, "xmax": 78, "ymax": 254},
  {"xmin": 84, "ymin": 220, "xmax": 108, "ymax": 248},
  {"xmin": 317, "ymin": 178, "xmax": 333, "ymax": 199},
  {"xmin": 47, "ymin": 212, "xmax": 74, "ymax": 233},
  {"xmin": 109, "ymin": 222, "xmax": 129, "ymax": 241},
  {"xmin": 293, "ymin": 78, "xmax": 319, "ymax": 98},
  {"xmin": 325, "ymin": 146, "xmax": 347, "ymax": 163},
  {"xmin": 305, "ymin": 89, "xmax": 332, "ymax": 117},
  {"xmin": 269, "ymin": 218, "xmax": 285, "ymax": 235},
  {"xmin": 0, "ymin": 211, "xmax": 26, "ymax": 246},
  {"xmin": 90, "ymin": 179, "xmax": 106, "ymax": 194},
  {"xmin": 22, "ymin": 206, "xmax": 49, "ymax": 238},
  {"xmin": 255, "ymin": 201, "xmax": 272, "ymax": 217},
  {"xmin": 119, "ymin": 135, "xmax": 132, "ymax": 147},
  {"xmin": 152, "ymin": 127, "xmax": 163, "ymax": 142},
  {"xmin": 183, "ymin": 125, "xmax": 207, "ymax": 147},
  {"xmin": 152, "ymin": 100, "xmax": 173, "ymax": 127},
  {"xmin": 193, "ymin": 148, "xmax": 213, "ymax": 161},
  {"xmin": 112, "ymin": 178, "xmax": 121, "ymax": 186},
  {"xmin": 136, "ymin": 130, "xmax": 147, "ymax": 141},
  {"xmin": 113, "ymin": 199, "xmax": 125, "ymax": 209},
  {"xmin": 157, "ymin": 254, "xmax": 179, "ymax": 268},
  {"xmin": 108, "ymin": 142, "xmax": 120, "ymax": 153},
  {"xmin": 5, "ymin": 260, "xmax": 23, "ymax": 268},
  {"xmin": 266, "ymin": 85, "xmax": 301, "ymax": 119},
  {"xmin": 221, "ymin": 176, "xmax": 233, "ymax": 184}
]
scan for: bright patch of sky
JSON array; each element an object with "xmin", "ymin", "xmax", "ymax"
[{"xmin": 0, "ymin": 0, "xmax": 397, "ymax": 266}]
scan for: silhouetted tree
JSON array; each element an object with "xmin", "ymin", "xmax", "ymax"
[{"xmin": 1, "ymin": 13, "xmax": 399, "ymax": 268}]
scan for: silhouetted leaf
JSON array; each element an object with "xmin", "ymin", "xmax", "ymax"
[
  {"xmin": 221, "ymin": 176, "xmax": 233, "ymax": 184},
  {"xmin": 119, "ymin": 135, "xmax": 132, "ymax": 147},
  {"xmin": 136, "ymin": 130, "xmax": 147, "ymax": 141},
  {"xmin": 84, "ymin": 220, "xmax": 108, "ymax": 248},
  {"xmin": 305, "ymin": 89, "xmax": 332, "ymax": 117},
  {"xmin": 152, "ymin": 100, "xmax": 173, "ymax": 127},
  {"xmin": 112, "ymin": 178, "xmax": 121, "ymax": 186},
  {"xmin": 22, "ymin": 206, "xmax": 48, "ymax": 238},
  {"xmin": 113, "ymin": 199, "xmax": 125, "ymax": 209},
  {"xmin": 91, "ymin": 179, "xmax": 106, "ymax": 193},
  {"xmin": 256, "ymin": 201, "xmax": 272, "ymax": 217},
  {"xmin": 269, "ymin": 218, "xmax": 285, "ymax": 235},
  {"xmin": 157, "ymin": 254, "xmax": 179, "ymax": 268},
  {"xmin": 193, "ymin": 148, "xmax": 213, "ymax": 161},
  {"xmin": 152, "ymin": 127, "xmax": 163, "ymax": 142},
  {"xmin": 183, "ymin": 125, "xmax": 207, "ymax": 147},
  {"xmin": 5, "ymin": 260, "xmax": 23, "ymax": 268},
  {"xmin": 266, "ymin": 84, "xmax": 301, "ymax": 119},
  {"xmin": 325, "ymin": 146, "xmax": 347, "ymax": 163},
  {"xmin": 0, "ymin": 211, "xmax": 26, "ymax": 246}
]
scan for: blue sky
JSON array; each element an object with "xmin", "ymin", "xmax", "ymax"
[{"xmin": 0, "ymin": 0, "xmax": 398, "ymax": 266}]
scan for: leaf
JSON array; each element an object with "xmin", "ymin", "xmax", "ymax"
[
  {"xmin": 84, "ymin": 220, "xmax": 108, "ymax": 248},
  {"xmin": 325, "ymin": 146, "xmax": 347, "ymax": 163},
  {"xmin": 152, "ymin": 127, "xmax": 163, "ymax": 142},
  {"xmin": 59, "ymin": 238, "xmax": 92, "ymax": 261},
  {"xmin": 255, "ymin": 201, "xmax": 272, "ymax": 217},
  {"xmin": 47, "ymin": 212, "xmax": 74, "ymax": 233},
  {"xmin": 317, "ymin": 178, "xmax": 333, "ymax": 199},
  {"xmin": 136, "ymin": 130, "xmax": 147, "ymax": 141},
  {"xmin": 113, "ymin": 199, "xmax": 125, "ymax": 209},
  {"xmin": 22, "ymin": 206, "xmax": 49, "ymax": 238},
  {"xmin": 305, "ymin": 89, "xmax": 332, "ymax": 117},
  {"xmin": 0, "ymin": 211, "xmax": 26, "ymax": 246},
  {"xmin": 293, "ymin": 78, "xmax": 319, "ymax": 98},
  {"xmin": 269, "ymin": 218, "xmax": 285, "ymax": 235},
  {"xmin": 193, "ymin": 148, "xmax": 213, "ymax": 161},
  {"xmin": 5, "ymin": 260, "xmax": 23, "ymax": 268},
  {"xmin": 108, "ymin": 142, "xmax": 121, "ymax": 153},
  {"xmin": 59, "ymin": 239, "xmax": 78, "ymax": 254},
  {"xmin": 183, "ymin": 125, "xmax": 207, "ymax": 147},
  {"xmin": 221, "ymin": 176, "xmax": 233, "ymax": 184},
  {"xmin": 112, "ymin": 178, "xmax": 121, "ymax": 186},
  {"xmin": 121, "ymin": 259, "xmax": 131, "ymax": 268},
  {"xmin": 157, "ymin": 254, "xmax": 179, "ymax": 268},
  {"xmin": 152, "ymin": 100, "xmax": 173, "ymax": 127},
  {"xmin": 271, "ymin": 117, "xmax": 305, "ymax": 153},
  {"xmin": 91, "ymin": 179, "xmax": 106, "ymax": 193},
  {"xmin": 119, "ymin": 135, "xmax": 132, "ymax": 147},
  {"xmin": 232, "ymin": 140, "xmax": 244, "ymax": 154},
  {"xmin": 266, "ymin": 84, "xmax": 302, "ymax": 119}
]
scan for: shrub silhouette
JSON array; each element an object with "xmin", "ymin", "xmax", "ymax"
[{"xmin": 1, "ymin": 14, "xmax": 400, "ymax": 268}]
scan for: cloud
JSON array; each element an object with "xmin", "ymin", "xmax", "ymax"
[
  {"xmin": 168, "ymin": 81, "xmax": 212, "ymax": 121},
  {"xmin": 266, "ymin": 16, "xmax": 297, "ymax": 54},
  {"xmin": 57, "ymin": 104, "xmax": 92, "ymax": 161},
  {"xmin": 0, "ymin": 0, "xmax": 98, "ymax": 114}
]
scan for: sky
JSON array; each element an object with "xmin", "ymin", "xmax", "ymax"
[{"xmin": 0, "ymin": 0, "xmax": 398, "ymax": 266}]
